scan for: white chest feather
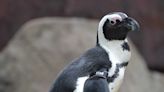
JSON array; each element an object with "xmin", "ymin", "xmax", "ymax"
[
  {"xmin": 100, "ymin": 40, "xmax": 131, "ymax": 92},
  {"xmin": 102, "ymin": 40, "xmax": 131, "ymax": 63},
  {"xmin": 108, "ymin": 67, "xmax": 125, "ymax": 92}
]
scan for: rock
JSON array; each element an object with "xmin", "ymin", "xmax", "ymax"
[{"xmin": 0, "ymin": 17, "xmax": 164, "ymax": 92}]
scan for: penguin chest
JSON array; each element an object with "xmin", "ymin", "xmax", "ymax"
[
  {"xmin": 105, "ymin": 43, "xmax": 130, "ymax": 92},
  {"xmin": 108, "ymin": 67, "xmax": 125, "ymax": 92},
  {"xmin": 107, "ymin": 52, "xmax": 128, "ymax": 92}
]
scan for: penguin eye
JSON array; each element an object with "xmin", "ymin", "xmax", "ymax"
[
  {"xmin": 110, "ymin": 20, "xmax": 116, "ymax": 25},
  {"xmin": 110, "ymin": 19, "xmax": 121, "ymax": 25},
  {"xmin": 116, "ymin": 19, "xmax": 121, "ymax": 23}
]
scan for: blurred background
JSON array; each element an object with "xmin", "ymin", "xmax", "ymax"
[{"xmin": 0, "ymin": 0, "xmax": 164, "ymax": 92}]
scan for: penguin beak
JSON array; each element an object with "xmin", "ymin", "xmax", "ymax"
[{"xmin": 124, "ymin": 17, "xmax": 140, "ymax": 31}]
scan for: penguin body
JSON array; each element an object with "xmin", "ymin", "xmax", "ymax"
[
  {"xmin": 50, "ymin": 46, "xmax": 111, "ymax": 92},
  {"xmin": 49, "ymin": 12, "xmax": 139, "ymax": 92}
]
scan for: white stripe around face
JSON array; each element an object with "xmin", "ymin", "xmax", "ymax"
[{"xmin": 98, "ymin": 14, "xmax": 122, "ymax": 33}]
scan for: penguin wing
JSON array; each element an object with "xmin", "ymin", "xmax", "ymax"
[{"xmin": 84, "ymin": 75, "xmax": 110, "ymax": 92}]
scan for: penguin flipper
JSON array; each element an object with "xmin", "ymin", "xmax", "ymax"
[{"xmin": 84, "ymin": 75, "xmax": 110, "ymax": 92}]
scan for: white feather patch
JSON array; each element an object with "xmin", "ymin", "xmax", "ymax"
[
  {"xmin": 98, "ymin": 14, "xmax": 122, "ymax": 32},
  {"xmin": 109, "ymin": 68, "xmax": 125, "ymax": 92},
  {"xmin": 73, "ymin": 76, "xmax": 89, "ymax": 92}
]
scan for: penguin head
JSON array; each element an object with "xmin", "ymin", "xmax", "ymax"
[{"xmin": 97, "ymin": 12, "xmax": 139, "ymax": 42}]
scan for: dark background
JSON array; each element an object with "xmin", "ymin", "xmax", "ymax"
[{"xmin": 0, "ymin": 0, "xmax": 164, "ymax": 72}]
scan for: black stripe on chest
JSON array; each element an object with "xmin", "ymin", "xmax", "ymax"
[
  {"xmin": 107, "ymin": 62, "xmax": 128, "ymax": 83},
  {"xmin": 122, "ymin": 42, "xmax": 130, "ymax": 51}
]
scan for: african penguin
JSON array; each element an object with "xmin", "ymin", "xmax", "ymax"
[{"xmin": 49, "ymin": 12, "xmax": 139, "ymax": 92}]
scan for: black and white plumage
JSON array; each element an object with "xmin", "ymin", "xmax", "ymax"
[{"xmin": 49, "ymin": 12, "xmax": 139, "ymax": 92}]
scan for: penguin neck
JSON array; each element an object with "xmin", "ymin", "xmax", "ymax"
[
  {"xmin": 98, "ymin": 38, "xmax": 127, "ymax": 53},
  {"xmin": 97, "ymin": 32, "xmax": 131, "ymax": 63},
  {"xmin": 97, "ymin": 30, "xmax": 127, "ymax": 49}
]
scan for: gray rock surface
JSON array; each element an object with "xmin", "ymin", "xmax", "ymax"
[{"xmin": 0, "ymin": 17, "xmax": 164, "ymax": 92}]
